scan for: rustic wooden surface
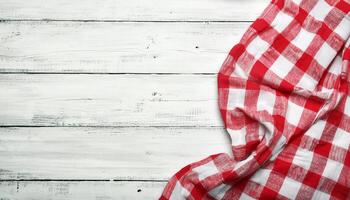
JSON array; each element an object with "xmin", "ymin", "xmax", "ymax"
[{"xmin": 0, "ymin": 0, "xmax": 268, "ymax": 199}]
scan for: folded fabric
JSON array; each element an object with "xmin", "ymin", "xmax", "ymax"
[{"xmin": 159, "ymin": 0, "xmax": 350, "ymax": 199}]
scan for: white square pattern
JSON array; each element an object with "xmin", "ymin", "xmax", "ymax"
[
  {"xmin": 257, "ymin": 90, "xmax": 276, "ymax": 114},
  {"xmin": 314, "ymin": 42, "xmax": 337, "ymax": 68},
  {"xmin": 192, "ymin": 160, "xmax": 219, "ymax": 181},
  {"xmin": 261, "ymin": 122, "xmax": 275, "ymax": 142},
  {"xmin": 311, "ymin": 190, "xmax": 330, "ymax": 200},
  {"xmin": 250, "ymin": 169, "xmax": 271, "ymax": 186},
  {"xmin": 170, "ymin": 181, "xmax": 190, "ymax": 200},
  {"xmin": 209, "ymin": 184, "xmax": 231, "ymax": 200},
  {"xmin": 328, "ymin": 56, "xmax": 342, "ymax": 75},
  {"xmin": 269, "ymin": 55, "xmax": 294, "ymax": 79},
  {"xmin": 246, "ymin": 36, "xmax": 270, "ymax": 59},
  {"xmin": 286, "ymin": 100, "xmax": 304, "ymax": 126},
  {"xmin": 292, "ymin": 148, "xmax": 313, "ymax": 170},
  {"xmin": 333, "ymin": 128, "xmax": 350, "ymax": 150},
  {"xmin": 233, "ymin": 63, "xmax": 248, "ymax": 79},
  {"xmin": 309, "ymin": 0, "xmax": 333, "ymax": 21},
  {"xmin": 322, "ymin": 159, "xmax": 343, "ymax": 182},
  {"xmin": 227, "ymin": 89, "xmax": 246, "ymax": 109},
  {"xmin": 291, "ymin": 28, "xmax": 316, "ymax": 51},
  {"xmin": 228, "ymin": 128, "xmax": 247, "ymax": 146},
  {"xmin": 296, "ymin": 73, "xmax": 318, "ymax": 91},
  {"xmin": 305, "ymin": 120, "xmax": 327, "ymax": 140},
  {"xmin": 292, "ymin": 0, "xmax": 302, "ymax": 4},
  {"xmin": 334, "ymin": 17, "xmax": 350, "ymax": 40},
  {"xmin": 279, "ymin": 177, "xmax": 302, "ymax": 199},
  {"xmin": 271, "ymin": 11, "xmax": 294, "ymax": 33}
]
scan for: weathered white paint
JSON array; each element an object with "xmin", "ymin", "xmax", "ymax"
[
  {"xmin": 0, "ymin": 74, "xmax": 223, "ymax": 127},
  {"xmin": 0, "ymin": 181, "xmax": 166, "ymax": 199},
  {"xmin": 0, "ymin": 21, "xmax": 249, "ymax": 73},
  {"xmin": 0, "ymin": 127, "xmax": 231, "ymax": 180},
  {"xmin": 0, "ymin": 0, "xmax": 268, "ymax": 198},
  {"xmin": 0, "ymin": 0, "xmax": 269, "ymax": 21}
]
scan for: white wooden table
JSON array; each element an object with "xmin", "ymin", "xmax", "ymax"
[{"xmin": 0, "ymin": 0, "xmax": 268, "ymax": 199}]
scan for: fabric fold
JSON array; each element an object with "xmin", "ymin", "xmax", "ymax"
[{"xmin": 160, "ymin": 0, "xmax": 350, "ymax": 199}]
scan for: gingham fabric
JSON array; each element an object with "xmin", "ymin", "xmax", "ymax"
[{"xmin": 160, "ymin": 0, "xmax": 350, "ymax": 199}]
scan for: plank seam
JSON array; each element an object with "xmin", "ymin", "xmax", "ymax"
[
  {"xmin": 0, "ymin": 125, "xmax": 224, "ymax": 128},
  {"xmin": 0, "ymin": 72, "xmax": 218, "ymax": 75},
  {"xmin": 0, "ymin": 19, "xmax": 253, "ymax": 23},
  {"xmin": 0, "ymin": 179, "xmax": 168, "ymax": 182}
]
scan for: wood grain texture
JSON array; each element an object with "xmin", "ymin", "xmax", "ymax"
[
  {"xmin": 0, "ymin": 127, "xmax": 231, "ymax": 180},
  {"xmin": 0, "ymin": 21, "xmax": 249, "ymax": 74},
  {"xmin": 0, "ymin": 181, "xmax": 166, "ymax": 199},
  {"xmin": 0, "ymin": 0, "xmax": 269, "ymax": 21},
  {"xmin": 0, "ymin": 74, "xmax": 223, "ymax": 127},
  {"xmin": 0, "ymin": 0, "xmax": 269, "ymax": 198}
]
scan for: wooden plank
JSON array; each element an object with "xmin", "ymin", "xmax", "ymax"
[
  {"xmin": 0, "ymin": 0, "xmax": 269, "ymax": 21},
  {"xmin": 0, "ymin": 127, "xmax": 231, "ymax": 180},
  {"xmin": 0, "ymin": 21, "xmax": 249, "ymax": 74},
  {"xmin": 0, "ymin": 181, "xmax": 166, "ymax": 199},
  {"xmin": 0, "ymin": 74, "xmax": 223, "ymax": 127}
]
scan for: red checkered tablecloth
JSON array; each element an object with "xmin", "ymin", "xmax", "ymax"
[{"xmin": 160, "ymin": 0, "xmax": 350, "ymax": 199}]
